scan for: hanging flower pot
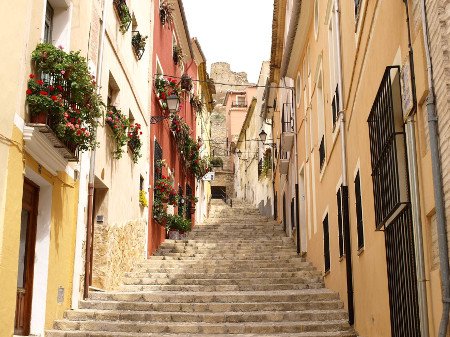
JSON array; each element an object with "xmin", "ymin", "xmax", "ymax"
[
  {"xmin": 30, "ymin": 111, "xmax": 49, "ymax": 124},
  {"xmin": 180, "ymin": 74, "xmax": 193, "ymax": 91}
]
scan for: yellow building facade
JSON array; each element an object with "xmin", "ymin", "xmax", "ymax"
[
  {"xmin": 0, "ymin": 1, "xmax": 90, "ymax": 336},
  {"xmin": 270, "ymin": 0, "xmax": 449, "ymax": 336}
]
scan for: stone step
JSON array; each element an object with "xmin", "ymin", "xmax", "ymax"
[
  {"xmin": 119, "ymin": 282, "xmax": 324, "ymax": 292},
  {"xmin": 78, "ymin": 298, "xmax": 345, "ymax": 312},
  {"xmin": 127, "ymin": 266, "xmax": 316, "ymax": 275},
  {"xmin": 122, "ymin": 276, "xmax": 322, "ymax": 286},
  {"xmin": 53, "ymin": 319, "xmax": 352, "ymax": 334},
  {"xmin": 48, "ymin": 330, "xmax": 356, "ymax": 337},
  {"xmin": 88, "ymin": 289, "xmax": 339, "ymax": 303},
  {"xmin": 63, "ymin": 309, "xmax": 347, "ymax": 323}
]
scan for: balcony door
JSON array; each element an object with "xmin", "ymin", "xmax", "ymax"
[{"xmin": 15, "ymin": 179, "xmax": 39, "ymax": 336}]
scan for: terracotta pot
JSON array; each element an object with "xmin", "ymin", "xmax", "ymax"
[{"xmin": 30, "ymin": 111, "xmax": 48, "ymax": 124}]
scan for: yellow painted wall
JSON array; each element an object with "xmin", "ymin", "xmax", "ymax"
[{"xmin": 0, "ymin": 127, "xmax": 26, "ymax": 337}]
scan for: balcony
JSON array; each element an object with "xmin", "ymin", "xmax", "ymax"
[
  {"xmin": 279, "ymin": 151, "xmax": 289, "ymax": 175},
  {"xmin": 231, "ymin": 102, "xmax": 247, "ymax": 108},
  {"xmin": 26, "ymin": 114, "xmax": 79, "ymax": 162},
  {"xmin": 281, "ymin": 103, "xmax": 294, "ymax": 151},
  {"xmin": 367, "ymin": 66, "xmax": 409, "ymax": 230}
]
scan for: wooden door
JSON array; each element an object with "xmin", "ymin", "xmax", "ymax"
[{"xmin": 14, "ymin": 178, "xmax": 39, "ymax": 336}]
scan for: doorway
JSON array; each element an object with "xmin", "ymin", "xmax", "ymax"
[{"xmin": 15, "ymin": 178, "xmax": 40, "ymax": 336}]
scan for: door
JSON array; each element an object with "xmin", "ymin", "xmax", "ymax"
[{"xmin": 15, "ymin": 178, "xmax": 39, "ymax": 336}]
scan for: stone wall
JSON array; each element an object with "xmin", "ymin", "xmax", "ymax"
[{"xmin": 92, "ymin": 219, "xmax": 146, "ymax": 290}]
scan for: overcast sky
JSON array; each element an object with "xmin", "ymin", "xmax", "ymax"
[{"xmin": 183, "ymin": 0, "xmax": 273, "ymax": 83}]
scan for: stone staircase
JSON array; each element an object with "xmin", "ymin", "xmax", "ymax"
[{"xmin": 47, "ymin": 199, "xmax": 357, "ymax": 337}]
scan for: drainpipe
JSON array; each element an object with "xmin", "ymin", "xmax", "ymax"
[
  {"xmin": 419, "ymin": 1, "xmax": 450, "ymax": 335},
  {"xmin": 403, "ymin": 1, "xmax": 430, "ymax": 336},
  {"xmin": 334, "ymin": 0, "xmax": 354, "ymax": 325},
  {"xmin": 84, "ymin": 0, "xmax": 108, "ymax": 300}
]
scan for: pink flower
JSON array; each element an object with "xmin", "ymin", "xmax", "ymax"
[
  {"xmin": 58, "ymin": 45, "xmax": 64, "ymax": 50},
  {"xmin": 61, "ymin": 70, "xmax": 65, "ymax": 75},
  {"xmin": 85, "ymin": 130, "xmax": 90, "ymax": 137},
  {"xmin": 64, "ymin": 112, "xmax": 69, "ymax": 118},
  {"xmin": 75, "ymin": 124, "xmax": 79, "ymax": 129}
]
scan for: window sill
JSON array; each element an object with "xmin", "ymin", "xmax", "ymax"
[{"xmin": 357, "ymin": 246, "xmax": 365, "ymax": 256}]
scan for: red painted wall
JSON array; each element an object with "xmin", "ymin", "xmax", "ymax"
[{"xmin": 148, "ymin": 1, "xmax": 198, "ymax": 256}]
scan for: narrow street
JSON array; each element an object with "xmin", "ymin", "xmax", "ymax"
[{"xmin": 47, "ymin": 199, "xmax": 355, "ymax": 336}]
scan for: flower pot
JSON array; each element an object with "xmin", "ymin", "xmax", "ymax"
[
  {"xmin": 30, "ymin": 111, "xmax": 48, "ymax": 124},
  {"xmin": 168, "ymin": 229, "xmax": 180, "ymax": 240}
]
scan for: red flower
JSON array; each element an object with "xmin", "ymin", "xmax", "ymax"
[
  {"xmin": 40, "ymin": 91, "xmax": 48, "ymax": 96},
  {"xmin": 51, "ymin": 95, "xmax": 58, "ymax": 101},
  {"xmin": 29, "ymin": 74, "xmax": 35, "ymax": 79},
  {"xmin": 37, "ymin": 80, "xmax": 44, "ymax": 86},
  {"xmin": 160, "ymin": 92, "xmax": 167, "ymax": 100},
  {"xmin": 26, "ymin": 89, "xmax": 32, "ymax": 95},
  {"xmin": 57, "ymin": 85, "xmax": 63, "ymax": 91},
  {"xmin": 140, "ymin": 131, "xmax": 143, "ymax": 135},
  {"xmin": 49, "ymin": 85, "xmax": 54, "ymax": 91}
]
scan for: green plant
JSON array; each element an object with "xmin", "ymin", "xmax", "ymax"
[
  {"xmin": 210, "ymin": 157, "xmax": 223, "ymax": 167},
  {"xmin": 113, "ymin": 0, "xmax": 132, "ymax": 33},
  {"xmin": 173, "ymin": 45, "xmax": 184, "ymax": 65},
  {"xmin": 190, "ymin": 94, "xmax": 204, "ymax": 112},
  {"xmin": 180, "ymin": 74, "xmax": 193, "ymax": 91},
  {"xmin": 166, "ymin": 214, "xmax": 191, "ymax": 232},
  {"xmin": 106, "ymin": 106, "xmax": 130, "ymax": 159},
  {"xmin": 159, "ymin": 0, "xmax": 174, "ymax": 27},
  {"xmin": 128, "ymin": 123, "xmax": 142, "ymax": 163},
  {"xmin": 27, "ymin": 43, "xmax": 103, "ymax": 151},
  {"xmin": 152, "ymin": 199, "xmax": 167, "ymax": 225},
  {"xmin": 154, "ymin": 175, "xmax": 177, "ymax": 204},
  {"xmin": 154, "ymin": 76, "xmax": 181, "ymax": 111},
  {"xmin": 139, "ymin": 190, "xmax": 148, "ymax": 207},
  {"xmin": 261, "ymin": 148, "xmax": 272, "ymax": 177},
  {"xmin": 131, "ymin": 31, "xmax": 147, "ymax": 60}
]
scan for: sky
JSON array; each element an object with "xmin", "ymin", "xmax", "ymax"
[{"xmin": 182, "ymin": 0, "xmax": 273, "ymax": 83}]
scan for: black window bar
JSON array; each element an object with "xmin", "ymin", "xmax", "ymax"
[
  {"xmin": 132, "ymin": 31, "xmax": 146, "ymax": 60},
  {"xmin": 258, "ymin": 159, "xmax": 263, "ymax": 178},
  {"xmin": 331, "ymin": 83, "xmax": 339, "ymax": 130},
  {"xmin": 355, "ymin": 171, "xmax": 365, "ymax": 249},
  {"xmin": 337, "ymin": 188, "xmax": 344, "ymax": 258},
  {"xmin": 178, "ymin": 186, "xmax": 184, "ymax": 216},
  {"xmin": 281, "ymin": 103, "xmax": 294, "ymax": 133},
  {"xmin": 186, "ymin": 184, "xmax": 192, "ymax": 218},
  {"xmin": 153, "ymin": 140, "xmax": 163, "ymax": 200},
  {"xmin": 319, "ymin": 135, "xmax": 326, "ymax": 170},
  {"xmin": 323, "ymin": 214, "xmax": 330, "ymax": 273},
  {"xmin": 367, "ymin": 66, "xmax": 409, "ymax": 230}
]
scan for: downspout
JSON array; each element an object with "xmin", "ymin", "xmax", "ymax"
[
  {"xmin": 403, "ymin": 1, "xmax": 430, "ymax": 336},
  {"xmin": 334, "ymin": 0, "xmax": 354, "ymax": 325},
  {"xmin": 420, "ymin": 1, "xmax": 450, "ymax": 335},
  {"xmin": 84, "ymin": 0, "xmax": 108, "ymax": 300}
]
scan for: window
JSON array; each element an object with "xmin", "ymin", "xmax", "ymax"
[
  {"xmin": 44, "ymin": 1, "xmax": 54, "ymax": 43},
  {"xmin": 235, "ymin": 95, "xmax": 247, "ymax": 107},
  {"xmin": 337, "ymin": 188, "xmax": 344, "ymax": 257},
  {"xmin": 314, "ymin": 0, "xmax": 319, "ymax": 40},
  {"xmin": 328, "ymin": 5, "xmax": 340, "ymax": 129},
  {"xmin": 323, "ymin": 214, "xmax": 330, "ymax": 272},
  {"xmin": 355, "ymin": 171, "xmax": 364, "ymax": 249},
  {"xmin": 107, "ymin": 73, "xmax": 120, "ymax": 107},
  {"xmin": 317, "ymin": 70, "xmax": 325, "ymax": 170},
  {"xmin": 295, "ymin": 74, "xmax": 301, "ymax": 106},
  {"xmin": 355, "ymin": 0, "xmax": 362, "ymax": 22}
]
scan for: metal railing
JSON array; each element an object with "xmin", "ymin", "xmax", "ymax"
[{"xmin": 231, "ymin": 102, "xmax": 247, "ymax": 108}]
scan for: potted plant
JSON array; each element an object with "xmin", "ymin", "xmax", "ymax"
[
  {"xmin": 173, "ymin": 45, "xmax": 184, "ymax": 65},
  {"xmin": 113, "ymin": 0, "xmax": 132, "ymax": 33},
  {"xmin": 132, "ymin": 31, "xmax": 147, "ymax": 60},
  {"xmin": 180, "ymin": 74, "xmax": 193, "ymax": 91},
  {"xmin": 159, "ymin": 0, "xmax": 174, "ymax": 27},
  {"xmin": 152, "ymin": 199, "xmax": 168, "ymax": 226},
  {"xmin": 154, "ymin": 77, "xmax": 181, "ymax": 112},
  {"xmin": 26, "ymin": 43, "xmax": 103, "ymax": 154},
  {"xmin": 190, "ymin": 94, "xmax": 203, "ymax": 112},
  {"xmin": 210, "ymin": 157, "xmax": 223, "ymax": 168},
  {"xmin": 166, "ymin": 214, "xmax": 191, "ymax": 239},
  {"xmin": 139, "ymin": 189, "xmax": 148, "ymax": 207},
  {"xmin": 106, "ymin": 106, "xmax": 130, "ymax": 159},
  {"xmin": 128, "ymin": 123, "xmax": 142, "ymax": 163}
]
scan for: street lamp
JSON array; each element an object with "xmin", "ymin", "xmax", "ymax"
[
  {"xmin": 237, "ymin": 149, "xmax": 242, "ymax": 158},
  {"xmin": 259, "ymin": 129, "xmax": 267, "ymax": 143},
  {"xmin": 166, "ymin": 94, "xmax": 180, "ymax": 113}
]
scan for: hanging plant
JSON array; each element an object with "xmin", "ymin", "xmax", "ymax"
[
  {"xmin": 106, "ymin": 106, "xmax": 130, "ymax": 159},
  {"xmin": 127, "ymin": 122, "xmax": 142, "ymax": 163},
  {"xmin": 190, "ymin": 94, "xmax": 204, "ymax": 112},
  {"xmin": 139, "ymin": 190, "xmax": 148, "ymax": 207},
  {"xmin": 173, "ymin": 45, "xmax": 184, "ymax": 66},
  {"xmin": 113, "ymin": 0, "xmax": 132, "ymax": 34},
  {"xmin": 180, "ymin": 74, "xmax": 193, "ymax": 91},
  {"xmin": 131, "ymin": 31, "xmax": 148, "ymax": 60},
  {"xmin": 154, "ymin": 76, "xmax": 181, "ymax": 111},
  {"xmin": 159, "ymin": 0, "xmax": 174, "ymax": 27}
]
